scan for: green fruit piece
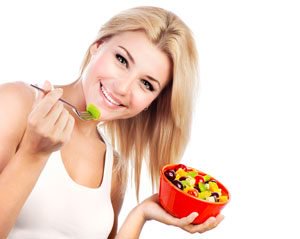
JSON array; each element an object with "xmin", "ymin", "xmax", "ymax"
[
  {"xmin": 198, "ymin": 191, "xmax": 211, "ymax": 200},
  {"xmin": 187, "ymin": 171, "xmax": 197, "ymax": 178},
  {"xmin": 186, "ymin": 177, "xmax": 196, "ymax": 187},
  {"xmin": 181, "ymin": 180, "xmax": 189, "ymax": 188},
  {"xmin": 198, "ymin": 182, "xmax": 207, "ymax": 192},
  {"xmin": 86, "ymin": 103, "xmax": 101, "ymax": 120},
  {"xmin": 203, "ymin": 174, "xmax": 211, "ymax": 182}
]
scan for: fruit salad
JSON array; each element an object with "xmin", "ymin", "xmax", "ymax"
[{"xmin": 164, "ymin": 164, "xmax": 228, "ymax": 203}]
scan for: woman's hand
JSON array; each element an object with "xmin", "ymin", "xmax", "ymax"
[
  {"xmin": 140, "ymin": 194, "xmax": 224, "ymax": 234},
  {"xmin": 19, "ymin": 81, "xmax": 75, "ymax": 158}
]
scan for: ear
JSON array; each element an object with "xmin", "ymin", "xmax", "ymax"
[{"xmin": 90, "ymin": 40, "xmax": 104, "ymax": 55}]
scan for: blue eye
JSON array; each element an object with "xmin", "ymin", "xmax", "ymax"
[
  {"xmin": 141, "ymin": 79, "xmax": 154, "ymax": 91},
  {"xmin": 116, "ymin": 54, "xmax": 128, "ymax": 67}
]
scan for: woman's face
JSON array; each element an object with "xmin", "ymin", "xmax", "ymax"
[{"xmin": 81, "ymin": 31, "xmax": 171, "ymax": 121}]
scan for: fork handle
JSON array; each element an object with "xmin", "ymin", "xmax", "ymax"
[{"xmin": 30, "ymin": 84, "xmax": 77, "ymax": 109}]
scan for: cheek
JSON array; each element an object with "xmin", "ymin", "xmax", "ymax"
[
  {"xmin": 88, "ymin": 54, "xmax": 115, "ymax": 78},
  {"xmin": 131, "ymin": 93, "xmax": 155, "ymax": 111}
]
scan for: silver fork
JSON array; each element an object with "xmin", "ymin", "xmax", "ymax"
[{"xmin": 30, "ymin": 84, "xmax": 94, "ymax": 121}]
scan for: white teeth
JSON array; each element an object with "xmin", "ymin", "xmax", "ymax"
[{"xmin": 101, "ymin": 86, "xmax": 121, "ymax": 106}]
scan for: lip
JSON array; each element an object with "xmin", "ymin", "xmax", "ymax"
[{"xmin": 99, "ymin": 83, "xmax": 125, "ymax": 108}]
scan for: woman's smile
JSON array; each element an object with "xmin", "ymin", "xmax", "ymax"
[{"xmin": 99, "ymin": 83, "xmax": 125, "ymax": 109}]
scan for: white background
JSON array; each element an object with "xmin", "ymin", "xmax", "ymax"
[{"xmin": 1, "ymin": 0, "xmax": 299, "ymax": 238}]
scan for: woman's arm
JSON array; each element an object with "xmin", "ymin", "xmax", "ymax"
[
  {"xmin": 0, "ymin": 82, "xmax": 44, "ymax": 237},
  {"xmin": 115, "ymin": 203, "xmax": 145, "ymax": 239},
  {"xmin": 116, "ymin": 194, "xmax": 224, "ymax": 239},
  {"xmin": 0, "ymin": 81, "xmax": 74, "ymax": 238}
]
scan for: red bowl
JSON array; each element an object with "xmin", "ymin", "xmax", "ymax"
[{"xmin": 159, "ymin": 164, "xmax": 230, "ymax": 224}]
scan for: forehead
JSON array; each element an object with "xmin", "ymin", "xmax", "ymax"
[{"xmin": 105, "ymin": 31, "xmax": 172, "ymax": 88}]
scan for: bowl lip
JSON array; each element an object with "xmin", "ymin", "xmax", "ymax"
[{"xmin": 160, "ymin": 163, "xmax": 230, "ymax": 205}]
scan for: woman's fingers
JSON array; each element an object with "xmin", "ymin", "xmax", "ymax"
[
  {"xmin": 45, "ymin": 101, "xmax": 65, "ymax": 126},
  {"xmin": 62, "ymin": 115, "xmax": 75, "ymax": 142},
  {"xmin": 175, "ymin": 212, "xmax": 198, "ymax": 227},
  {"xmin": 53, "ymin": 108, "xmax": 70, "ymax": 132},
  {"xmin": 36, "ymin": 80, "xmax": 52, "ymax": 101},
  {"xmin": 182, "ymin": 214, "xmax": 224, "ymax": 234},
  {"xmin": 41, "ymin": 90, "xmax": 74, "ymax": 144},
  {"xmin": 214, "ymin": 214, "xmax": 224, "ymax": 227},
  {"xmin": 54, "ymin": 108, "xmax": 75, "ymax": 141},
  {"xmin": 201, "ymin": 214, "xmax": 224, "ymax": 231},
  {"xmin": 31, "ymin": 88, "xmax": 63, "ymax": 120},
  {"xmin": 199, "ymin": 217, "xmax": 218, "ymax": 232}
]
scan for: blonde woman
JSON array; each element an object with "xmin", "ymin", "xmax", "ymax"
[{"xmin": 0, "ymin": 6, "xmax": 223, "ymax": 239}]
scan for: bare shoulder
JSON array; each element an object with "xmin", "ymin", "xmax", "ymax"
[
  {"xmin": 0, "ymin": 80, "xmax": 36, "ymax": 124},
  {"xmin": 0, "ymin": 81, "xmax": 35, "ymax": 127},
  {"xmin": 0, "ymin": 81, "xmax": 36, "ymax": 172},
  {"xmin": 0, "ymin": 81, "xmax": 35, "ymax": 101}
]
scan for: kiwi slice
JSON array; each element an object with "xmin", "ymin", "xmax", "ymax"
[{"xmin": 86, "ymin": 103, "xmax": 101, "ymax": 120}]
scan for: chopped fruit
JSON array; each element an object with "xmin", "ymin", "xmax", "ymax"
[
  {"xmin": 219, "ymin": 195, "xmax": 229, "ymax": 202},
  {"xmin": 163, "ymin": 163, "xmax": 228, "ymax": 203},
  {"xmin": 187, "ymin": 188, "xmax": 199, "ymax": 197},
  {"xmin": 195, "ymin": 175, "xmax": 205, "ymax": 184},
  {"xmin": 164, "ymin": 170, "xmax": 176, "ymax": 181},
  {"xmin": 175, "ymin": 168, "xmax": 188, "ymax": 179},
  {"xmin": 181, "ymin": 180, "xmax": 190, "ymax": 189},
  {"xmin": 209, "ymin": 181, "xmax": 220, "ymax": 193},
  {"xmin": 198, "ymin": 182, "xmax": 207, "ymax": 192},
  {"xmin": 86, "ymin": 103, "xmax": 101, "ymax": 120},
  {"xmin": 174, "ymin": 164, "xmax": 188, "ymax": 171},
  {"xmin": 187, "ymin": 171, "xmax": 198, "ymax": 178},
  {"xmin": 203, "ymin": 175, "xmax": 211, "ymax": 182},
  {"xmin": 198, "ymin": 191, "xmax": 211, "ymax": 200},
  {"xmin": 207, "ymin": 196, "xmax": 216, "ymax": 202},
  {"xmin": 172, "ymin": 180, "xmax": 183, "ymax": 190}
]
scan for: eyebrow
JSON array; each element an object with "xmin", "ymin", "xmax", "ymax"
[
  {"xmin": 146, "ymin": 75, "xmax": 161, "ymax": 89},
  {"xmin": 118, "ymin": 46, "xmax": 135, "ymax": 64},
  {"xmin": 118, "ymin": 45, "xmax": 162, "ymax": 89}
]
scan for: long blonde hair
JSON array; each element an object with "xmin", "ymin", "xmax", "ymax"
[{"xmin": 80, "ymin": 6, "xmax": 198, "ymax": 199}]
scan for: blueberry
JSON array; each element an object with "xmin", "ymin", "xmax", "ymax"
[
  {"xmin": 172, "ymin": 180, "xmax": 183, "ymax": 190},
  {"xmin": 211, "ymin": 192, "xmax": 219, "ymax": 197},
  {"xmin": 164, "ymin": 170, "xmax": 176, "ymax": 181},
  {"xmin": 211, "ymin": 192, "xmax": 219, "ymax": 201}
]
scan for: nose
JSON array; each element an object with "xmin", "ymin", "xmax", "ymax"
[{"xmin": 114, "ymin": 74, "xmax": 135, "ymax": 96}]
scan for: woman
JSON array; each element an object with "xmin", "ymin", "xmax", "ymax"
[{"xmin": 0, "ymin": 6, "xmax": 223, "ymax": 238}]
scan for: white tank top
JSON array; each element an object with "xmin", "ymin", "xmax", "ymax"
[{"xmin": 8, "ymin": 125, "xmax": 114, "ymax": 239}]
